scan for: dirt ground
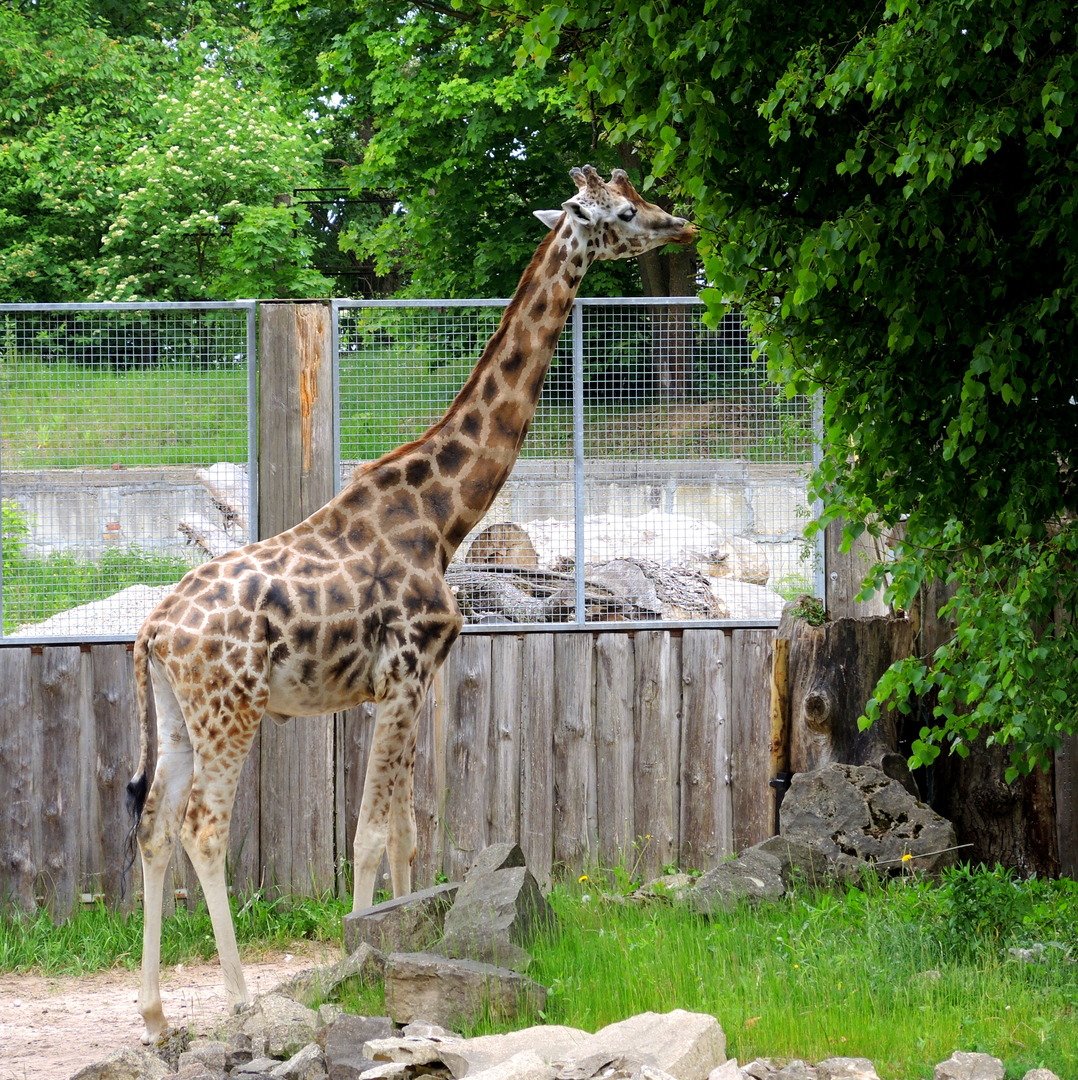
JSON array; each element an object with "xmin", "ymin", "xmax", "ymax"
[{"xmin": 0, "ymin": 943, "xmax": 338, "ymax": 1080}]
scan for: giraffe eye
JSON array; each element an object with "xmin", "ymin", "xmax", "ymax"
[{"xmin": 618, "ymin": 207, "xmax": 637, "ymax": 221}]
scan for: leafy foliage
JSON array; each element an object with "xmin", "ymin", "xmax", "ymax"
[
  {"xmin": 257, "ymin": 0, "xmax": 642, "ymax": 297},
  {"xmin": 0, "ymin": 4, "xmax": 331, "ymax": 301},
  {"xmin": 505, "ymin": 0, "xmax": 1078, "ymax": 770}
]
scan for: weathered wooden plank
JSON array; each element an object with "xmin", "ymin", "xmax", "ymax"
[
  {"xmin": 34, "ymin": 646, "xmax": 83, "ymax": 920},
  {"xmin": 553, "ymin": 634, "xmax": 597, "ymax": 873},
  {"xmin": 679, "ymin": 630, "xmax": 733, "ymax": 871},
  {"xmin": 730, "ymin": 629, "xmax": 776, "ymax": 851},
  {"xmin": 77, "ymin": 645, "xmax": 96, "ymax": 901},
  {"xmin": 259, "ymin": 716, "xmax": 336, "ymax": 898},
  {"xmin": 519, "ymin": 634, "xmax": 555, "ymax": 886},
  {"xmin": 257, "ymin": 302, "xmax": 334, "ymax": 539},
  {"xmin": 633, "ymin": 630, "xmax": 681, "ymax": 879},
  {"xmin": 824, "ymin": 519, "xmax": 890, "ymax": 618},
  {"xmin": 413, "ymin": 669, "xmax": 445, "ymax": 889},
  {"xmin": 442, "ymin": 635, "xmax": 492, "ymax": 881},
  {"xmin": 488, "ymin": 635, "xmax": 523, "ymax": 847},
  {"xmin": 594, "ymin": 632, "xmax": 636, "ymax": 869},
  {"xmin": 0, "ymin": 647, "xmax": 36, "ymax": 911},
  {"xmin": 90, "ymin": 644, "xmax": 139, "ymax": 908}
]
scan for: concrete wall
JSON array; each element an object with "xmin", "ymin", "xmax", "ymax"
[{"xmin": 3, "ymin": 459, "xmax": 815, "ymax": 588}]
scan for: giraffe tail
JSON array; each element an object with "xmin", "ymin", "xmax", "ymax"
[{"xmin": 122, "ymin": 634, "xmax": 153, "ymax": 896}]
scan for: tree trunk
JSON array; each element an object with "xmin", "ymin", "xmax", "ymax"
[
  {"xmin": 777, "ymin": 605, "xmax": 916, "ymax": 784},
  {"xmin": 913, "ymin": 577, "xmax": 1062, "ymax": 876},
  {"xmin": 618, "ymin": 145, "xmax": 699, "ymax": 397}
]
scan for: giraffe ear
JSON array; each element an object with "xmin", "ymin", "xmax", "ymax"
[{"xmin": 533, "ymin": 209, "xmax": 563, "ymax": 230}]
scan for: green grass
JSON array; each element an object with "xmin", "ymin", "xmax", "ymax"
[
  {"xmin": 517, "ymin": 871, "xmax": 1076, "ymax": 1079},
  {"xmin": 1, "ymin": 360, "xmax": 249, "ymax": 468},
  {"xmin": 1, "ymin": 352, "xmax": 810, "ymax": 470},
  {"xmin": 5, "ymin": 869, "xmax": 1069, "ymax": 1079},
  {"xmin": 1, "ymin": 547, "xmax": 195, "ymax": 635},
  {"xmin": 0, "ymin": 893, "xmax": 348, "ymax": 975}
]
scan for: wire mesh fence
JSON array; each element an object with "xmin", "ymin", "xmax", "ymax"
[
  {"xmin": 336, "ymin": 297, "xmax": 818, "ymax": 627},
  {"xmin": 0, "ymin": 302, "xmax": 256, "ymax": 641},
  {"xmin": 0, "ymin": 297, "xmax": 817, "ymax": 643}
]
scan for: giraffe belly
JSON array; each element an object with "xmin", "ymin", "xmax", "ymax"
[{"xmin": 265, "ymin": 657, "xmax": 375, "ymax": 716}]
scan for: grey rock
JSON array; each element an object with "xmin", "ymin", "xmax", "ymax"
[
  {"xmin": 1021, "ymin": 1070, "xmax": 1061, "ymax": 1080},
  {"xmin": 384, "ymin": 951, "xmax": 548, "ymax": 1029},
  {"xmin": 234, "ymin": 1058, "xmax": 284, "ymax": 1076},
  {"xmin": 707, "ymin": 1062, "xmax": 742, "ymax": 1080},
  {"xmin": 470, "ymin": 1050, "xmax": 557, "ymax": 1080},
  {"xmin": 780, "ymin": 764, "xmax": 957, "ymax": 874},
  {"xmin": 225, "ymin": 1031, "xmax": 259, "ymax": 1068},
  {"xmin": 564, "ymin": 1010, "xmax": 726, "ymax": 1080},
  {"xmin": 270, "ymin": 1043, "xmax": 328, "ymax": 1080},
  {"xmin": 343, "ymin": 883, "xmax": 460, "ymax": 954},
  {"xmin": 280, "ymin": 943, "xmax": 387, "ymax": 1004},
  {"xmin": 439, "ymin": 1024, "xmax": 590, "ymax": 1078},
  {"xmin": 750, "ymin": 836, "xmax": 834, "ymax": 887},
  {"xmin": 402, "ymin": 1021, "xmax": 462, "ymax": 1040},
  {"xmin": 173, "ymin": 1066, "xmax": 229, "ymax": 1080},
  {"xmin": 689, "ymin": 849, "xmax": 787, "ymax": 914},
  {"xmin": 465, "ymin": 842, "xmax": 528, "ymax": 878},
  {"xmin": 632, "ymin": 873, "xmax": 697, "ymax": 902},
  {"xmin": 177, "ymin": 1040, "xmax": 229, "ymax": 1073},
  {"xmin": 442, "ymin": 855, "xmax": 556, "ymax": 971},
  {"xmin": 816, "ymin": 1059, "xmax": 880, "ymax": 1080},
  {"xmin": 933, "ymin": 1052, "xmax": 1005, "ymax": 1080},
  {"xmin": 363, "ymin": 1034, "xmax": 456, "ymax": 1064},
  {"xmin": 320, "ymin": 1014, "xmax": 397, "ymax": 1080},
  {"xmin": 773, "ymin": 1065, "xmax": 819, "ymax": 1080},
  {"xmin": 68, "ymin": 1047, "xmax": 173, "ymax": 1080},
  {"xmin": 238, "ymin": 994, "xmax": 322, "ymax": 1060},
  {"xmin": 740, "ymin": 1062, "xmax": 816, "ymax": 1080}
]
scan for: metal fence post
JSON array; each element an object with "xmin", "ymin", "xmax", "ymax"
[{"xmin": 571, "ymin": 300, "xmax": 586, "ymax": 626}]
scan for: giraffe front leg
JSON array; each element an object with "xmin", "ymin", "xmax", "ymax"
[
  {"xmin": 386, "ymin": 725, "xmax": 419, "ymax": 898},
  {"xmin": 352, "ymin": 684, "xmax": 423, "ymax": 910}
]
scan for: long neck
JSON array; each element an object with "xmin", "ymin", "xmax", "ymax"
[{"xmin": 418, "ymin": 220, "xmax": 588, "ymax": 553}]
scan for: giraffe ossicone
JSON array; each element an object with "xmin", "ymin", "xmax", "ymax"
[{"xmin": 126, "ymin": 166, "xmax": 696, "ymax": 1042}]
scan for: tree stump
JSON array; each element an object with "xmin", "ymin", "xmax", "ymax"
[{"xmin": 776, "ymin": 604, "xmax": 916, "ymax": 786}]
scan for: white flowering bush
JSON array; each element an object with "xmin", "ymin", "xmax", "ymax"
[{"xmin": 94, "ymin": 65, "xmax": 330, "ymax": 301}]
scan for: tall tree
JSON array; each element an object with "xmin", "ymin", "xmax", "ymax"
[
  {"xmin": 507, "ymin": 0, "xmax": 1076, "ymax": 782},
  {"xmin": 0, "ymin": 2, "xmax": 329, "ymax": 302},
  {"xmin": 256, "ymin": 0, "xmax": 691, "ymax": 298}
]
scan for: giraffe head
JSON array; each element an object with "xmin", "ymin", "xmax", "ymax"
[{"xmin": 534, "ymin": 165, "xmax": 697, "ymax": 261}]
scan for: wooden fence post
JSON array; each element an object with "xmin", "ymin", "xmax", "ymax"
[
  {"xmin": 824, "ymin": 519, "xmax": 891, "ymax": 618},
  {"xmin": 256, "ymin": 302, "xmax": 336, "ymax": 898}
]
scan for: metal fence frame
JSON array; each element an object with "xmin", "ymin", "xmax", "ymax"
[
  {"xmin": 333, "ymin": 295, "xmax": 824, "ymax": 633},
  {"xmin": 1, "ymin": 297, "xmax": 822, "ymax": 643}
]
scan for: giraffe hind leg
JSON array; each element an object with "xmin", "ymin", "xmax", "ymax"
[
  {"xmin": 179, "ymin": 706, "xmax": 260, "ymax": 1013},
  {"xmin": 136, "ymin": 669, "xmax": 193, "ymax": 1043}
]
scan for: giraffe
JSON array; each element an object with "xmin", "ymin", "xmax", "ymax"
[{"xmin": 126, "ymin": 165, "xmax": 696, "ymax": 1041}]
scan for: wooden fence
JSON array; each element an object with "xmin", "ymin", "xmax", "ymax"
[{"xmin": 0, "ymin": 627, "xmax": 775, "ymax": 917}]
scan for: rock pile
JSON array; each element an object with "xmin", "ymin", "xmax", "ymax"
[{"xmin": 67, "ymin": 783, "xmax": 1060, "ymax": 1080}]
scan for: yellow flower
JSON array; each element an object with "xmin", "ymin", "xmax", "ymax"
[
  {"xmin": 901, "ymin": 853, "xmax": 914, "ymax": 863},
  {"xmin": 578, "ymin": 874, "xmax": 589, "ymax": 883}
]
